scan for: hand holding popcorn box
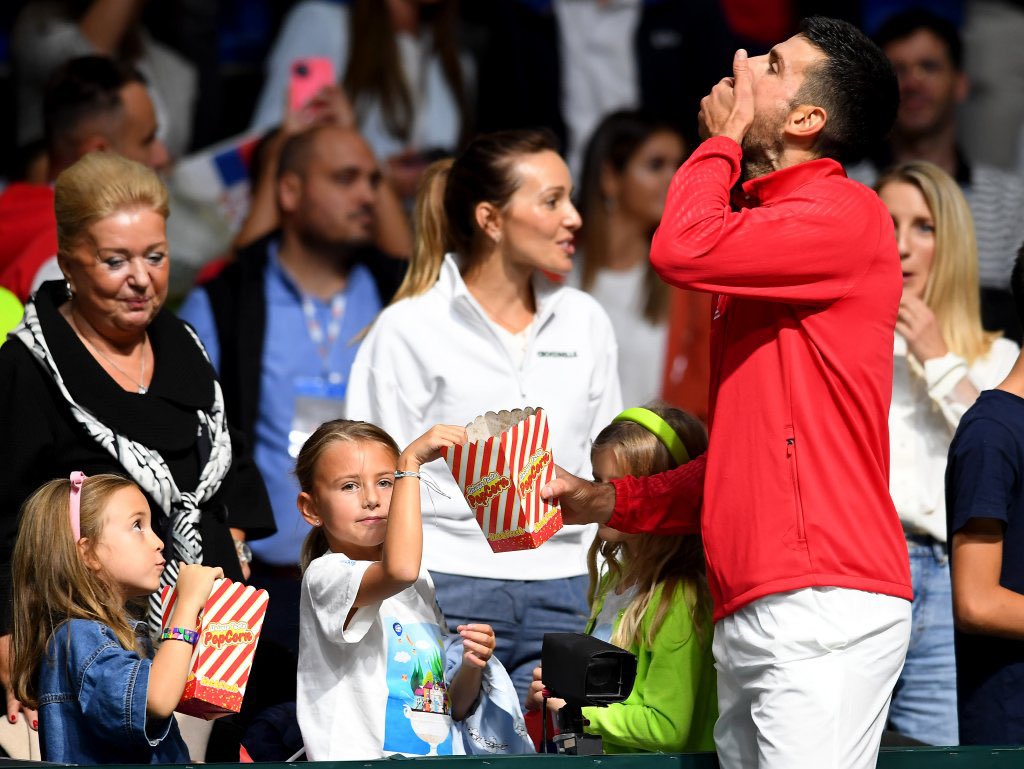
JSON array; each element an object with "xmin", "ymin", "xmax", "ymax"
[
  {"xmin": 159, "ymin": 578, "xmax": 268, "ymax": 719},
  {"xmin": 441, "ymin": 407, "xmax": 563, "ymax": 552}
]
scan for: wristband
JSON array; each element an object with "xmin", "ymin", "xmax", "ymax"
[
  {"xmin": 160, "ymin": 627, "xmax": 199, "ymax": 645},
  {"xmin": 394, "ymin": 471, "xmax": 421, "ymax": 479}
]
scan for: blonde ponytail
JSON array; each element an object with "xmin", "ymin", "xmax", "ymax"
[{"xmin": 390, "ymin": 159, "xmax": 453, "ymax": 305}]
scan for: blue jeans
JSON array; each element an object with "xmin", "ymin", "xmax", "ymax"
[
  {"xmin": 431, "ymin": 573, "xmax": 591, "ymax": 705},
  {"xmin": 887, "ymin": 535, "xmax": 959, "ymax": 746}
]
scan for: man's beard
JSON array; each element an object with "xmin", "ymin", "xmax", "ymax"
[{"xmin": 740, "ymin": 107, "xmax": 788, "ymax": 181}]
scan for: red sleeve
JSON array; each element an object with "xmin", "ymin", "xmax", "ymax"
[
  {"xmin": 649, "ymin": 136, "xmax": 883, "ymax": 305},
  {"xmin": 607, "ymin": 453, "xmax": 705, "ymax": 535}
]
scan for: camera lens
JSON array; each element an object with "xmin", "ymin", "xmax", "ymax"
[
  {"xmin": 586, "ymin": 657, "xmax": 624, "ymax": 698},
  {"xmin": 295, "ymin": 63, "xmax": 309, "ymax": 77}
]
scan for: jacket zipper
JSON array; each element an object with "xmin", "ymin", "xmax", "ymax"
[{"xmin": 785, "ymin": 428, "xmax": 806, "ymax": 542}]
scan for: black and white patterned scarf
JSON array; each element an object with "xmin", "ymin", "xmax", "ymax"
[{"xmin": 12, "ymin": 301, "xmax": 233, "ymax": 634}]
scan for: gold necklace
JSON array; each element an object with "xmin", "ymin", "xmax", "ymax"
[{"xmin": 70, "ymin": 310, "xmax": 149, "ymax": 394}]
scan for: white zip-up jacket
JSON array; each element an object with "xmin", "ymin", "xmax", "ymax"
[{"xmin": 347, "ymin": 254, "xmax": 623, "ymax": 580}]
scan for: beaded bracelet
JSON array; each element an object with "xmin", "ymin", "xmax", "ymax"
[{"xmin": 160, "ymin": 627, "xmax": 199, "ymax": 645}]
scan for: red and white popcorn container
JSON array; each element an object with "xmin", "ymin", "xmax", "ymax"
[
  {"xmin": 159, "ymin": 578, "xmax": 268, "ymax": 719},
  {"xmin": 441, "ymin": 407, "xmax": 563, "ymax": 553}
]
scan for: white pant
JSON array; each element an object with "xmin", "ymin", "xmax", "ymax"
[{"xmin": 713, "ymin": 587, "xmax": 911, "ymax": 769}]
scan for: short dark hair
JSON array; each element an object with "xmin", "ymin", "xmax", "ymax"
[
  {"xmin": 43, "ymin": 56, "xmax": 146, "ymax": 169},
  {"xmin": 795, "ymin": 16, "xmax": 898, "ymax": 164},
  {"xmin": 276, "ymin": 126, "xmax": 321, "ymax": 182},
  {"xmin": 873, "ymin": 9, "xmax": 962, "ymax": 69},
  {"xmin": 1013, "ymin": 245, "xmax": 1024, "ymax": 327}
]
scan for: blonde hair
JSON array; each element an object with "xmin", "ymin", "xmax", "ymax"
[
  {"xmin": 876, "ymin": 161, "xmax": 999, "ymax": 363},
  {"xmin": 54, "ymin": 152, "xmax": 169, "ymax": 257},
  {"xmin": 11, "ymin": 474, "xmax": 141, "ymax": 708},
  {"xmin": 587, "ymin": 405, "xmax": 712, "ymax": 650},
  {"xmin": 296, "ymin": 420, "xmax": 401, "ymax": 571}
]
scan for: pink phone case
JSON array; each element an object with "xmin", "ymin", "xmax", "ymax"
[{"xmin": 288, "ymin": 57, "xmax": 336, "ymax": 112}]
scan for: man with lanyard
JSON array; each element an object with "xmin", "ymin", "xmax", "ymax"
[
  {"xmin": 179, "ymin": 124, "xmax": 404, "ymax": 655},
  {"xmin": 542, "ymin": 17, "xmax": 913, "ymax": 769}
]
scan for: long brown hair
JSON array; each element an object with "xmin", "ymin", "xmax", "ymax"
[
  {"xmin": 296, "ymin": 420, "xmax": 401, "ymax": 571},
  {"xmin": 12, "ymin": 474, "xmax": 141, "ymax": 708},
  {"xmin": 390, "ymin": 129, "xmax": 560, "ymax": 306},
  {"xmin": 577, "ymin": 111, "xmax": 684, "ymax": 324},
  {"xmin": 344, "ymin": 0, "xmax": 469, "ymax": 145},
  {"xmin": 587, "ymin": 405, "xmax": 711, "ymax": 649}
]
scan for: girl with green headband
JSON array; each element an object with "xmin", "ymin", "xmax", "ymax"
[{"xmin": 526, "ymin": 404, "xmax": 717, "ymax": 753}]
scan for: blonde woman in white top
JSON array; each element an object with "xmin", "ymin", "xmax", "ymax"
[
  {"xmin": 876, "ymin": 161, "xmax": 1019, "ymax": 746},
  {"xmin": 347, "ymin": 129, "xmax": 622, "ymax": 704}
]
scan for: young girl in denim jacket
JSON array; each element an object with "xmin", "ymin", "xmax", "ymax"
[
  {"xmin": 11, "ymin": 473, "xmax": 223, "ymax": 764},
  {"xmin": 527, "ymin": 405, "xmax": 717, "ymax": 753}
]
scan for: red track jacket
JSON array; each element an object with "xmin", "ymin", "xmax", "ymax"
[{"xmin": 608, "ymin": 137, "xmax": 912, "ymax": 621}]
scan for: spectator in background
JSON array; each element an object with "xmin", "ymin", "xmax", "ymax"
[
  {"xmin": 250, "ymin": 0, "xmax": 469, "ymax": 202},
  {"xmin": 875, "ymin": 161, "xmax": 1018, "ymax": 746},
  {"xmin": 12, "ymin": 0, "xmax": 196, "ymax": 161},
  {"xmin": 178, "ymin": 125, "xmax": 406, "ymax": 656},
  {"xmin": 347, "ymin": 130, "xmax": 622, "ymax": 703},
  {"xmin": 569, "ymin": 110, "xmax": 689, "ymax": 408},
  {"xmin": 846, "ymin": 9, "xmax": 1024, "ymax": 343},
  {"xmin": 467, "ymin": 0, "xmax": 736, "ymax": 176},
  {"xmin": 947, "ymin": 249, "xmax": 1024, "ymax": 746},
  {"xmin": 0, "ymin": 56, "xmax": 170, "ymax": 304}
]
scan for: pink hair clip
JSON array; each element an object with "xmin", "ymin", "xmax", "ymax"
[{"xmin": 69, "ymin": 471, "xmax": 86, "ymax": 541}]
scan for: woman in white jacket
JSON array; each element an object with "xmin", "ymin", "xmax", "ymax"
[
  {"xmin": 876, "ymin": 161, "xmax": 1019, "ymax": 746},
  {"xmin": 347, "ymin": 129, "xmax": 622, "ymax": 703}
]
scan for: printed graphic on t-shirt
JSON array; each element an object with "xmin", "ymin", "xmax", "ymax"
[{"xmin": 382, "ymin": 617, "xmax": 453, "ymax": 756}]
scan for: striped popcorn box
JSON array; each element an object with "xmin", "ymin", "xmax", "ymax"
[
  {"xmin": 441, "ymin": 407, "xmax": 563, "ymax": 553},
  {"xmin": 159, "ymin": 578, "xmax": 269, "ymax": 720}
]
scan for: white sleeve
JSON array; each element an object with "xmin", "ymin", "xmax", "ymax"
[
  {"xmin": 249, "ymin": 2, "xmax": 350, "ymax": 132},
  {"xmin": 588, "ymin": 303, "xmax": 624, "ymax": 440},
  {"xmin": 303, "ymin": 554, "xmax": 377, "ymax": 644},
  {"xmin": 346, "ymin": 315, "xmax": 428, "ymax": 449}
]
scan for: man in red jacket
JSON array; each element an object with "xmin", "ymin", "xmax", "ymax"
[{"xmin": 544, "ymin": 16, "xmax": 912, "ymax": 769}]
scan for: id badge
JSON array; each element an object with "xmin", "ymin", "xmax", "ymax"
[{"xmin": 289, "ymin": 375, "xmax": 346, "ymax": 458}]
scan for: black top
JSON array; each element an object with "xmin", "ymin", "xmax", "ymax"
[
  {"xmin": 947, "ymin": 389, "xmax": 1024, "ymax": 744},
  {"xmin": 0, "ymin": 282, "xmax": 274, "ymax": 632}
]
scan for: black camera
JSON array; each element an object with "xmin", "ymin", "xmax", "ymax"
[{"xmin": 541, "ymin": 633, "xmax": 637, "ymax": 754}]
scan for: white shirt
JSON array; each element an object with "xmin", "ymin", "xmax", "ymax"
[
  {"xmin": 553, "ymin": 0, "xmax": 642, "ymax": 177},
  {"xmin": 298, "ymin": 554, "xmax": 454, "ymax": 760},
  {"xmin": 250, "ymin": 0, "xmax": 466, "ymax": 162},
  {"xmin": 889, "ymin": 334, "xmax": 1019, "ymax": 541},
  {"xmin": 346, "ymin": 254, "xmax": 623, "ymax": 580},
  {"xmin": 568, "ymin": 260, "xmax": 667, "ymax": 408}
]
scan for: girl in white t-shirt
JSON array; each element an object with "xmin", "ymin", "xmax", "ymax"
[{"xmin": 294, "ymin": 419, "xmax": 497, "ymax": 760}]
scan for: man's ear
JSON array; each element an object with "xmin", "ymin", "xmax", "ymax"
[
  {"xmin": 75, "ymin": 133, "xmax": 111, "ymax": 157},
  {"xmin": 784, "ymin": 104, "xmax": 827, "ymax": 145},
  {"xmin": 278, "ymin": 172, "xmax": 302, "ymax": 215},
  {"xmin": 954, "ymin": 71, "xmax": 968, "ymax": 105},
  {"xmin": 474, "ymin": 201, "xmax": 503, "ymax": 243}
]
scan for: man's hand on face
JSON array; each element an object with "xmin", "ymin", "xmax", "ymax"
[{"xmin": 698, "ymin": 49, "xmax": 755, "ymax": 145}]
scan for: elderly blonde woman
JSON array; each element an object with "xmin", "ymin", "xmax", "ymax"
[
  {"xmin": 875, "ymin": 160, "xmax": 1019, "ymax": 746},
  {"xmin": 0, "ymin": 152, "xmax": 273, "ymax": 724}
]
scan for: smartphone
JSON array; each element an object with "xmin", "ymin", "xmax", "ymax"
[{"xmin": 288, "ymin": 57, "xmax": 336, "ymax": 112}]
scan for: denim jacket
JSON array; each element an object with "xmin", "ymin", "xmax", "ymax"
[{"xmin": 38, "ymin": 619, "xmax": 189, "ymax": 764}]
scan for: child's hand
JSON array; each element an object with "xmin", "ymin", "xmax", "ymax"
[
  {"xmin": 457, "ymin": 623, "xmax": 495, "ymax": 670},
  {"xmin": 399, "ymin": 425, "xmax": 467, "ymax": 471},
  {"xmin": 173, "ymin": 564, "xmax": 224, "ymax": 621},
  {"xmin": 526, "ymin": 665, "xmax": 566, "ymax": 712}
]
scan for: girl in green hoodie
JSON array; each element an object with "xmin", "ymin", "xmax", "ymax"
[{"xmin": 528, "ymin": 405, "xmax": 717, "ymax": 753}]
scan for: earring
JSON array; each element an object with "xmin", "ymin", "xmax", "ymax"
[{"xmin": 313, "ymin": 520, "xmax": 322, "ymax": 527}]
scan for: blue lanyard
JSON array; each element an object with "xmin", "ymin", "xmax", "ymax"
[{"xmin": 301, "ymin": 294, "xmax": 345, "ymax": 374}]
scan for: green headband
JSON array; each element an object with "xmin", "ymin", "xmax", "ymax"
[{"xmin": 612, "ymin": 408, "xmax": 690, "ymax": 466}]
